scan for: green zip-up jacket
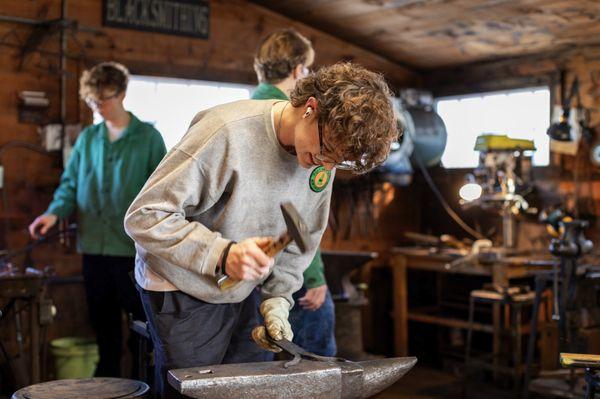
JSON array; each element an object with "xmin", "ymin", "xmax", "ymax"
[
  {"xmin": 251, "ymin": 83, "xmax": 327, "ymax": 288},
  {"xmin": 46, "ymin": 113, "xmax": 166, "ymax": 257}
]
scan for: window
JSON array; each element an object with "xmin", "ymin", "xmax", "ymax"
[
  {"xmin": 435, "ymin": 87, "xmax": 551, "ymax": 168},
  {"xmin": 95, "ymin": 76, "xmax": 254, "ymax": 150}
]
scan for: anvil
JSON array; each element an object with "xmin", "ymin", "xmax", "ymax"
[{"xmin": 168, "ymin": 339, "xmax": 417, "ymax": 399}]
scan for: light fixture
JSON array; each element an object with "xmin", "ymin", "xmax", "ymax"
[{"xmin": 459, "ymin": 183, "xmax": 482, "ymax": 202}]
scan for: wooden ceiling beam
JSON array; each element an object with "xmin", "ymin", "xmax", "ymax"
[{"xmin": 251, "ymin": 0, "xmax": 600, "ymax": 69}]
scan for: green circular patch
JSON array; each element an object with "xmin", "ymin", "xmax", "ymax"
[{"xmin": 309, "ymin": 166, "xmax": 331, "ymax": 192}]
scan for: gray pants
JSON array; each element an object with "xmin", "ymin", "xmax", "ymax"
[{"xmin": 138, "ymin": 287, "xmax": 269, "ymax": 398}]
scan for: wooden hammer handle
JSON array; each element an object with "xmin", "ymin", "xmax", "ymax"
[
  {"xmin": 218, "ymin": 232, "xmax": 292, "ymax": 291},
  {"xmin": 263, "ymin": 232, "xmax": 292, "ymax": 257}
]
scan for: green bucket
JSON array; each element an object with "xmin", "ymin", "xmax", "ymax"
[{"xmin": 50, "ymin": 337, "xmax": 99, "ymax": 379}]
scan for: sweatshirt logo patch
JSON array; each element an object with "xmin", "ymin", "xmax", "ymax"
[{"xmin": 309, "ymin": 166, "xmax": 330, "ymax": 192}]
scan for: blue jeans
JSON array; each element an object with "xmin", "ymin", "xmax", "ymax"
[{"xmin": 289, "ymin": 286, "xmax": 337, "ymax": 357}]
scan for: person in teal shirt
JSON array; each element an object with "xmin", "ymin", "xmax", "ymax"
[
  {"xmin": 252, "ymin": 29, "xmax": 336, "ymax": 357},
  {"xmin": 28, "ymin": 62, "xmax": 166, "ymax": 377}
]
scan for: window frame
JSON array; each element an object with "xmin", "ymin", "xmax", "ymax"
[
  {"xmin": 105, "ymin": 74, "xmax": 255, "ymax": 150},
  {"xmin": 434, "ymin": 85, "xmax": 552, "ymax": 170}
]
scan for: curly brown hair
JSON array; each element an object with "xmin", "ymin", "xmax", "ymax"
[
  {"xmin": 79, "ymin": 61, "xmax": 129, "ymax": 100},
  {"xmin": 254, "ymin": 29, "xmax": 314, "ymax": 84},
  {"xmin": 290, "ymin": 62, "xmax": 398, "ymax": 174}
]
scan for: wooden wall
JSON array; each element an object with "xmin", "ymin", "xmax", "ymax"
[
  {"xmin": 421, "ymin": 44, "xmax": 600, "ymax": 247},
  {"xmin": 323, "ymin": 44, "xmax": 600, "ymax": 254},
  {"xmin": 0, "ymin": 0, "xmax": 418, "ymax": 382},
  {"xmin": 0, "ymin": 0, "xmax": 419, "ymax": 252},
  {"xmin": 0, "ymin": 1, "xmax": 420, "ymax": 266}
]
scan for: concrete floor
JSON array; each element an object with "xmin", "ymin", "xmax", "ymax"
[{"xmin": 374, "ymin": 365, "xmax": 514, "ymax": 399}]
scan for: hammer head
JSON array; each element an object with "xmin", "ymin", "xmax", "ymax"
[{"xmin": 280, "ymin": 202, "xmax": 310, "ymax": 253}]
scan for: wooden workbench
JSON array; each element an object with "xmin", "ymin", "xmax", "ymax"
[{"xmin": 389, "ymin": 247, "xmax": 557, "ymax": 358}]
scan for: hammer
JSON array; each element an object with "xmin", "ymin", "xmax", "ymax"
[{"xmin": 217, "ymin": 202, "xmax": 311, "ymax": 290}]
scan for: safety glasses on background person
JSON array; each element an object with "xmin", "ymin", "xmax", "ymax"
[{"xmin": 85, "ymin": 91, "xmax": 120, "ymax": 109}]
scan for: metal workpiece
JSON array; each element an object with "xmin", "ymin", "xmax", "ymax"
[{"xmin": 168, "ymin": 357, "xmax": 417, "ymax": 399}]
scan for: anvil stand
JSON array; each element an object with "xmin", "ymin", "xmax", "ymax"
[
  {"xmin": 523, "ymin": 220, "xmax": 594, "ymax": 399},
  {"xmin": 322, "ymin": 250, "xmax": 378, "ymax": 360},
  {"xmin": 0, "ymin": 265, "xmax": 48, "ymax": 390},
  {"xmin": 0, "ymin": 226, "xmax": 70, "ymax": 391}
]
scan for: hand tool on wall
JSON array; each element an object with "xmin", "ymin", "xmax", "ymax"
[
  {"xmin": 344, "ymin": 184, "xmax": 355, "ymax": 240},
  {"xmin": 364, "ymin": 178, "xmax": 376, "ymax": 237},
  {"xmin": 217, "ymin": 202, "xmax": 311, "ymax": 290},
  {"xmin": 358, "ymin": 179, "xmax": 371, "ymax": 238},
  {"xmin": 328, "ymin": 207, "xmax": 339, "ymax": 241}
]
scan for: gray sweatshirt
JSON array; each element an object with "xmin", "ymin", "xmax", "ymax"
[{"xmin": 124, "ymin": 99, "xmax": 333, "ymax": 306}]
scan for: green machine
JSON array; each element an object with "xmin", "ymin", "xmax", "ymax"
[
  {"xmin": 474, "ymin": 134, "xmax": 536, "ymax": 152},
  {"xmin": 461, "ymin": 134, "xmax": 536, "ymax": 248}
]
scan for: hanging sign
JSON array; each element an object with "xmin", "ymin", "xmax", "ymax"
[{"xmin": 103, "ymin": 0, "xmax": 209, "ymax": 39}]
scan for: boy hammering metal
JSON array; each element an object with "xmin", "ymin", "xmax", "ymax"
[{"xmin": 124, "ymin": 62, "xmax": 397, "ymax": 398}]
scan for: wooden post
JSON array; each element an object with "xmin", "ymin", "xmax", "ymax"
[
  {"xmin": 391, "ymin": 255, "xmax": 408, "ymax": 356},
  {"xmin": 492, "ymin": 263, "xmax": 509, "ymax": 382}
]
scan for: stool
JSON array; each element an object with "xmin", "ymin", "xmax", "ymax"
[
  {"xmin": 130, "ymin": 318, "xmax": 152, "ymax": 383},
  {"xmin": 12, "ymin": 377, "xmax": 150, "ymax": 398},
  {"xmin": 560, "ymin": 353, "xmax": 600, "ymax": 399},
  {"xmin": 464, "ymin": 285, "xmax": 535, "ymax": 397}
]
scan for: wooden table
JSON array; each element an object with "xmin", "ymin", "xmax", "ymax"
[{"xmin": 389, "ymin": 247, "xmax": 557, "ymax": 358}]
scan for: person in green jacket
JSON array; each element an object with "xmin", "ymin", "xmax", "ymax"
[
  {"xmin": 28, "ymin": 62, "xmax": 167, "ymax": 377},
  {"xmin": 252, "ymin": 29, "xmax": 336, "ymax": 357}
]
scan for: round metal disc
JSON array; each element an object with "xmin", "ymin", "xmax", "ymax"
[{"xmin": 12, "ymin": 378, "xmax": 149, "ymax": 399}]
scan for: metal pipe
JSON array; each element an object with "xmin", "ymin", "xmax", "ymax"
[
  {"xmin": 502, "ymin": 206, "xmax": 515, "ymax": 248},
  {"xmin": 60, "ymin": 0, "xmax": 67, "ymax": 148},
  {"xmin": 0, "ymin": 14, "xmax": 101, "ymax": 33},
  {"xmin": 0, "ymin": 15, "xmax": 44, "ymax": 25}
]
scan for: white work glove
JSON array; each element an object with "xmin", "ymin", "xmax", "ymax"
[{"xmin": 251, "ymin": 297, "xmax": 293, "ymax": 353}]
